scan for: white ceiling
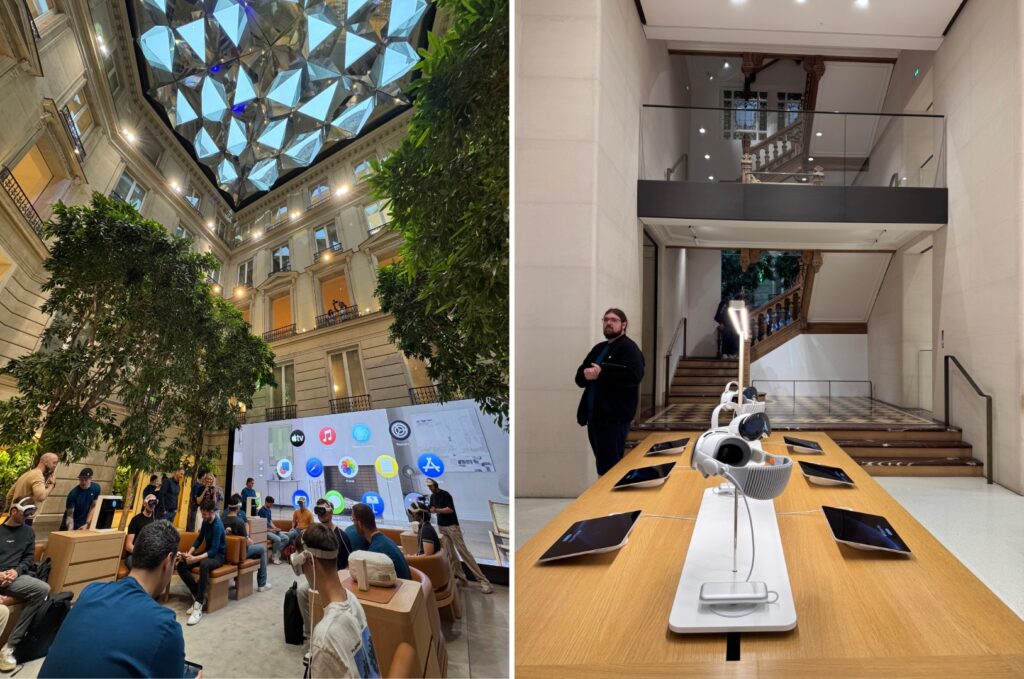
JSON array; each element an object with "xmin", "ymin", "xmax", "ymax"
[
  {"xmin": 643, "ymin": 217, "xmax": 941, "ymax": 251},
  {"xmin": 809, "ymin": 61, "xmax": 893, "ymax": 155},
  {"xmin": 640, "ymin": 0, "xmax": 963, "ymax": 52}
]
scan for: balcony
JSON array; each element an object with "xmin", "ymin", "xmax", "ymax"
[
  {"xmin": 58, "ymin": 106, "xmax": 86, "ymax": 160},
  {"xmin": 265, "ymin": 404, "xmax": 296, "ymax": 422},
  {"xmin": 315, "ymin": 304, "xmax": 362, "ymax": 330},
  {"xmin": 268, "ymin": 263, "xmax": 292, "ymax": 279},
  {"xmin": 410, "ymin": 385, "xmax": 441, "ymax": 405},
  {"xmin": 330, "ymin": 395, "xmax": 372, "ymax": 414},
  {"xmin": 0, "ymin": 166, "xmax": 44, "ymax": 240},
  {"xmin": 313, "ymin": 241, "xmax": 344, "ymax": 264},
  {"xmin": 22, "ymin": 2, "xmax": 40, "ymax": 41},
  {"xmin": 262, "ymin": 324, "xmax": 296, "ymax": 342}
]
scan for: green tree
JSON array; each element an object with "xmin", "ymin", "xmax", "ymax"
[
  {"xmin": 0, "ymin": 441, "xmax": 38, "ymax": 510},
  {"xmin": 370, "ymin": 0, "xmax": 509, "ymax": 427}
]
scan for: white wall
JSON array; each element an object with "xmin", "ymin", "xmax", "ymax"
[
  {"xmin": 516, "ymin": 0, "xmax": 688, "ymax": 497},
  {"xmin": 657, "ymin": 246, "xmax": 687, "ymax": 405},
  {"xmin": 807, "ymin": 252, "xmax": 890, "ymax": 322},
  {"xmin": 685, "ymin": 249, "xmax": 721, "ymax": 356},
  {"xmin": 902, "ymin": 249, "xmax": 932, "ymax": 409},
  {"xmin": 751, "ymin": 334, "xmax": 870, "ymax": 397},
  {"xmin": 933, "ymin": 0, "xmax": 1023, "ymax": 492},
  {"xmin": 867, "ymin": 253, "xmax": 903, "ymax": 405}
]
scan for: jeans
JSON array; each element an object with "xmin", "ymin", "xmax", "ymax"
[
  {"xmin": 0, "ymin": 574, "xmax": 50, "ymax": 648},
  {"xmin": 247, "ymin": 543, "xmax": 267, "ymax": 587},
  {"xmin": 586, "ymin": 419, "xmax": 631, "ymax": 475},
  {"xmin": 287, "ymin": 528, "xmax": 302, "ymax": 544},
  {"xmin": 163, "ymin": 510, "xmax": 176, "ymax": 526},
  {"xmin": 267, "ymin": 531, "xmax": 290, "ymax": 558},
  {"xmin": 176, "ymin": 555, "xmax": 224, "ymax": 605}
]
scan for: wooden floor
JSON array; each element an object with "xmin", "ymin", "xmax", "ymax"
[{"xmin": 516, "ymin": 432, "xmax": 1024, "ymax": 677}]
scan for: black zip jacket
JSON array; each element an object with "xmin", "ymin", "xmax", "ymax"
[{"xmin": 575, "ymin": 335, "xmax": 645, "ymax": 425}]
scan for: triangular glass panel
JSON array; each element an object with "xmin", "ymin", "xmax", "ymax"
[
  {"xmin": 175, "ymin": 89, "xmax": 198, "ymax": 125},
  {"xmin": 218, "ymin": 158, "xmax": 239, "ymax": 185},
  {"xmin": 176, "ymin": 18, "xmax": 206, "ymax": 63},
  {"xmin": 306, "ymin": 5, "xmax": 339, "ymax": 54},
  {"xmin": 143, "ymin": 0, "xmax": 167, "ymax": 14},
  {"xmin": 347, "ymin": 0, "xmax": 373, "ymax": 21},
  {"xmin": 388, "ymin": 0, "xmax": 429, "ymax": 40},
  {"xmin": 267, "ymin": 68, "xmax": 303, "ymax": 108},
  {"xmin": 376, "ymin": 42, "xmax": 419, "ymax": 87},
  {"xmin": 226, "ymin": 117, "xmax": 248, "ymax": 156},
  {"xmin": 344, "ymin": 32, "xmax": 376, "ymax": 69},
  {"xmin": 234, "ymin": 65, "xmax": 258, "ymax": 104},
  {"xmin": 306, "ymin": 61, "xmax": 341, "ymax": 82},
  {"xmin": 297, "ymin": 81, "xmax": 338, "ymax": 123},
  {"xmin": 140, "ymin": 26, "xmax": 175, "ymax": 72},
  {"xmin": 331, "ymin": 97, "xmax": 374, "ymax": 138},
  {"xmin": 248, "ymin": 158, "xmax": 279, "ymax": 191},
  {"xmin": 201, "ymin": 76, "xmax": 229, "ymax": 121},
  {"xmin": 283, "ymin": 130, "xmax": 323, "ymax": 165},
  {"xmin": 194, "ymin": 128, "xmax": 219, "ymax": 159},
  {"xmin": 257, "ymin": 118, "xmax": 288, "ymax": 151},
  {"xmin": 213, "ymin": 0, "xmax": 248, "ymax": 48}
]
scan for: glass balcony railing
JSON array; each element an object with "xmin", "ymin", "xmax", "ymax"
[{"xmin": 640, "ymin": 105, "xmax": 945, "ymax": 189}]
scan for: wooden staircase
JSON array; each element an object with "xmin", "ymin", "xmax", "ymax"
[
  {"xmin": 828, "ymin": 429, "xmax": 983, "ymax": 477},
  {"xmin": 667, "ymin": 357, "xmax": 739, "ymax": 404}
]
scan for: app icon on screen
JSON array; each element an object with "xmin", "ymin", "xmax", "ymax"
[
  {"xmin": 375, "ymin": 455, "xmax": 399, "ymax": 479},
  {"xmin": 306, "ymin": 457, "xmax": 323, "ymax": 478},
  {"xmin": 291, "ymin": 490, "xmax": 309, "ymax": 508},
  {"xmin": 290, "ymin": 430, "xmax": 305, "ymax": 447},
  {"xmin": 276, "ymin": 458, "xmax": 293, "ymax": 479},
  {"xmin": 418, "ymin": 454, "xmax": 445, "ymax": 478},
  {"xmin": 319, "ymin": 427, "xmax": 337, "ymax": 445},
  {"xmin": 352, "ymin": 424, "xmax": 371, "ymax": 443},
  {"xmin": 339, "ymin": 457, "xmax": 359, "ymax": 479},
  {"xmin": 389, "ymin": 420, "xmax": 411, "ymax": 441},
  {"xmin": 325, "ymin": 490, "xmax": 345, "ymax": 514},
  {"xmin": 361, "ymin": 491, "xmax": 384, "ymax": 516}
]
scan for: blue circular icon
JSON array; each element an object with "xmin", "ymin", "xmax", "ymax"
[
  {"xmin": 276, "ymin": 458, "xmax": 292, "ymax": 479},
  {"xmin": 306, "ymin": 457, "xmax": 323, "ymax": 478},
  {"xmin": 352, "ymin": 424, "xmax": 371, "ymax": 443},
  {"xmin": 361, "ymin": 491, "xmax": 384, "ymax": 516},
  {"xmin": 417, "ymin": 454, "xmax": 445, "ymax": 478},
  {"xmin": 291, "ymin": 490, "xmax": 309, "ymax": 508},
  {"xmin": 404, "ymin": 492, "xmax": 423, "ymax": 512}
]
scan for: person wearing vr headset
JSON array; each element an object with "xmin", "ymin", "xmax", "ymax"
[
  {"xmin": 223, "ymin": 494, "xmax": 271, "ymax": 592},
  {"xmin": 292, "ymin": 522, "xmax": 381, "ymax": 678},
  {"xmin": 124, "ymin": 494, "xmax": 159, "ymax": 570},
  {"xmin": 297, "ymin": 499, "xmax": 354, "ymax": 639},
  {"xmin": 574, "ymin": 307, "xmax": 645, "ymax": 476},
  {"xmin": 177, "ymin": 498, "xmax": 227, "ymax": 626},
  {"xmin": 288, "ymin": 495, "xmax": 314, "ymax": 544},
  {"xmin": 409, "ymin": 500, "xmax": 440, "ymax": 556},
  {"xmin": 0, "ymin": 498, "xmax": 51, "ymax": 672},
  {"xmin": 39, "ymin": 521, "xmax": 191, "ymax": 678}
]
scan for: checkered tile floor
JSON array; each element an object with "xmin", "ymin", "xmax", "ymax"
[{"xmin": 644, "ymin": 396, "xmax": 940, "ymax": 429}]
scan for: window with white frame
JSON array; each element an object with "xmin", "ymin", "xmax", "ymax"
[
  {"xmin": 353, "ymin": 158, "xmax": 375, "ymax": 181},
  {"xmin": 776, "ymin": 92, "xmax": 802, "ymax": 131},
  {"xmin": 722, "ymin": 90, "xmax": 768, "ymax": 141},
  {"xmin": 329, "ymin": 348, "xmax": 366, "ymax": 399},
  {"xmin": 270, "ymin": 204, "xmax": 288, "ymax": 226},
  {"xmin": 184, "ymin": 183, "xmax": 201, "ymax": 211},
  {"xmin": 364, "ymin": 201, "xmax": 390, "ymax": 234},
  {"xmin": 313, "ymin": 222, "xmax": 341, "ymax": 253},
  {"xmin": 65, "ymin": 90, "xmax": 94, "ymax": 136},
  {"xmin": 308, "ymin": 179, "xmax": 330, "ymax": 207},
  {"xmin": 271, "ymin": 244, "xmax": 291, "ymax": 273},
  {"xmin": 237, "ymin": 258, "xmax": 254, "ymax": 287},
  {"xmin": 209, "ymin": 260, "xmax": 221, "ymax": 284},
  {"xmin": 111, "ymin": 170, "xmax": 146, "ymax": 210},
  {"xmin": 174, "ymin": 224, "xmax": 193, "ymax": 241},
  {"xmin": 271, "ymin": 363, "xmax": 296, "ymax": 407}
]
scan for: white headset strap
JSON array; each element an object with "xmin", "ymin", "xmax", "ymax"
[{"xmin": 305, "ymin": 546, "xmax": 338, "ymax": 561}]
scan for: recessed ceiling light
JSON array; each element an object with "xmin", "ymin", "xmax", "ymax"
[
  {"xmin": 723, "ymin": 61, "xmax": 730, "ymax": 69},
  {"xmin": 901, "ymin": 176, "xmax": 907, "ymax": 181},
  {"xmin": 708, "ymin": 74, "xmax": 714, "ymax": 81},
  {"xmin": 708, "ymin": 175, "xmax": 715, "ymax": 181},
  {"xmin": 704, "ymin": 154, "xmax": 711, "ymax": 160},
  {"xmin": 815, "ymin": 132, "xmax": 823, "ymax": 137},
  {"xmin": 855, "ymin": 0, "xmax": 868, "ymax": 7},
  {"xmin": 699, "ymin": 127, "xmax": 706, "ymax": 134},
  {"xmin": 808, "ymin": 157, "xmax": 814, "ymax": 161},
  {"xmin": 796, "ymin": 0, "xmax": 806, "ymax": 3},
  {"xmin": 801, "ymin": 177, "xmax": 808, "ymax": 181}
]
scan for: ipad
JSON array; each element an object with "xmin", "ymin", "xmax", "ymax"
[
  {"xmin": 613, "ymin": 462, "xmax": 676, "ymax": 489},
  {"xmin": 799, "ymin": 461, "xmax": 855, "ymax": 487},
  {"xmin": 784, "ymin": 435, "xmax": 823, "ymax": 454},
  {"xmin": 645, "ymin": 437, "xmax": 690, "ymax": 456},
  {"xmin": 822, "ymin": 506, "xmax": 911, "ymax": 554},
  {"xmin": 538, "ymin": 510, "xmax": 642, "ymax": 563}
]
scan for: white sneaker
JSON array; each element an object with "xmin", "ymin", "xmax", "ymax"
[
  {"xmin": 187, "ymin": 606, "xmax": 204, "ymax": 626},
  {"xmin": 185, "ymin": 600, "xmax": 196, "ymax": 615},
  {"xmin": 480, "ymin": 582, "xmax": 494, "ymax": 594},
  {"xmin": 272, "ymin": 555, "xmax": 281, "ymax": 565},
  {"xmin": 258, "ymin": 583, "xmax": 273, "ymax": 592},
  {"xmin": 0, "ymin": 645, "xmax": 15, "ymax": 672}
]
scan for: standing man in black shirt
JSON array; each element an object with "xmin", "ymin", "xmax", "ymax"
[
  {"xmin": 574, "ymin": 308, "xmax": 645, "ymax": 476},
  {"xmin": 426, "ymin": 479, "xmax": 492, "ymax": 594},
  {"xmin": 123, "ymin": 494, "xmax": 158, "ymax": 570},
  {"xmin": 158, "ymin": 469, "xmax": 183, "ymax": 524},
  {"xmin": 0, "ymin": 498, "xmax": 50, "ymax": 671}
]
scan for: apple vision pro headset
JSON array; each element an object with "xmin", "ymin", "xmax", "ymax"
[{"xmin": 691, "ymin": 410, "xmax": 793, "ymax": 501}]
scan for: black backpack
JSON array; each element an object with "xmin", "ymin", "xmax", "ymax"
[
  {"xmin": 15, "ymin": 591, "xmax": 73, "ymax": 663},
  {"xmin": 283, "ymin": 581, "xmax": 304, "ymax": 645},
  {"xmin": 31, "ymin": 557, "xmax": 51, "ymax": 584}
]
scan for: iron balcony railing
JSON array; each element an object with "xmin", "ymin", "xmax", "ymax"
[
  {"xmin": 265, "ymin": 404, "xmax": 296, "ymax": 422},
  {"xmin": 0, "ymin": 166, "xmax": 44, "ymax": 239},
  {"xmin": 262, "ymin": 324, "xmax": 296, "ymax": 343},
  {"xmin": 268, "ymin": 263, "xmax": 292, "ymax": 277},
  {"xmin": 58, "ymin": 106, "xmax": 86, "ymax": 159},
  {"xmin": 22, "ymin": 1, "xmax": 40, "ymax": 40},
  {"xmin": 315, "ymin": 304, "xmax": 361, "ymax": 330},
  {"xmin": 313, "ymin": 241, "xmax": 343, "ymax": 263},
  {"xmin": 330, "ymin": 395, "xmax": 372, "ymax": 414},
  {"xmin": 410, "ymin": 385, "xmax": 441, "ymax": 405}
]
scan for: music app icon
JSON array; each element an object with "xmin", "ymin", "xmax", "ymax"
[{"xmin": 319, "ymin": 426, "xmax": 337, "ymax": 445}]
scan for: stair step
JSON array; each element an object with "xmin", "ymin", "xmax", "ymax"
[
  {"xmin": 677, "ymin": 359, "xmax": 736, "ymax": 368},
  {"xmin": 855, "ymin": 456, "xmax": 984, "ymax": 477},
  {"xmin": 667, "ymin": 395, "xmax": 721, "ymax": 404},
  {"xmin": 827, "ymin": 429, "xmax": 961, "ymax": 442},
  {"xmin": 671, "ymin": 385, "xmax": 731, "ymax": 395},
  {"xmin": 841, "ymin": 444, "xmax": 972, "ymax": 459},
  {"xmin": 674, "ymin": 369, "xmax": 740, "ymax": 377}
]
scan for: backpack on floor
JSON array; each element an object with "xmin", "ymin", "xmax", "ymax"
[
  {"xmin": 31, "ymin": 557, "xmax": 51, "ymax": 584},
  {"xmin": 283, "ymin": 581, "xmax": 304, "ymax": 645},
  {"xmin": 15, "ymin": 591, "xmax": 73, "ymax": 663}
]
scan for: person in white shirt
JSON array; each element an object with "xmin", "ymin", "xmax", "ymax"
[{"xmin": 292, "ymin": 522, "xmax": 381, "ymax": 678}]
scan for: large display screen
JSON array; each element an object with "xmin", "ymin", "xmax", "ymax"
[{"xmin": 232, "ymin": 399, "xmax": 509, "ymax": 533}]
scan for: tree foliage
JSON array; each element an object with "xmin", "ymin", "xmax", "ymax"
[
  {"xmin": 0, "ymin": 193, "xmax": 274, "ymax": 520},
  {"xmin": 0, "ymin": 441, "xmax": 38, "ymax": 510},
  {"xmin": 370, "ymin": 0, "xmax": 509, "ymax": 427},
  {"xmin": 721, "ymin": 251, "xmax": 803, "ymax": 303}
]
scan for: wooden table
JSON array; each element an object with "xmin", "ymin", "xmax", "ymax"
[
  {"xmin": 516, "ymin": 432, "xmax": 1024, "ymax": 677},
  {"xmin": 46, "ymin": 530, "xmax": 125, "ymax": 600}
]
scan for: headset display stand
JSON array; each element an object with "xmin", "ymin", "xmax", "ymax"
[{"xmin": 668, "ymin": 487, "xmax": 797, "ymax": 633}]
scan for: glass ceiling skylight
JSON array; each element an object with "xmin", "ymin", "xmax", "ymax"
[{"xmin": 132, "ymin": 0, "xmax": 430, "ymax": 207}]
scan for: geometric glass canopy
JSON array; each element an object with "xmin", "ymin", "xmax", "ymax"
[{"xmin": 131, "ymin": 0, "xmax": 431, "ymax": 208}]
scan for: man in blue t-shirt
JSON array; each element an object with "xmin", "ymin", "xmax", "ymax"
[
  {"xmin": 351, "ymin": 503, "xmax": 411, "ymax": 580},
  {"xmin": 39, "ymin": 520, "xmax": 188, "ymax": 678},
  {"xmin": 257, "ymin": 496, "xmax": 290, "ymax": 564},
  {"xmin": 240, "ymin": 477, "xmax": 258, "ymax": 516},
  {"xmin": 176, "ymin": 500, "xmax": 226, "ymax": 627},
  {"xmin": 64, "ymin": 468, "xmax": 101, "ymax": 530}
]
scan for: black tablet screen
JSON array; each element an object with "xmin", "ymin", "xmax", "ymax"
[
  {"xmin": 648, "ymin": 437, "xmax": 689, "ymax": 453},
  {"xmin": 799, "ymin": 461, "xmax": 854, "ymax": 484},
  {"xmin": 822, "ymin": 506, "xmax": 911, "ymax": 553},
  {"xmin": 614, "ymin": 463, "xmax": 675, "ymax": 488},
  {"xmin": 784, "ymin": 436, "xmax": 822, "ymax": 451},
  {"xmin": 538, "ymin": 510, "xmax": 642, "ymax": 562}
]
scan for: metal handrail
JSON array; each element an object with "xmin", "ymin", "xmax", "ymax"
[
  {"xmin": 641, "ymin": 104, "xmax": 945, "ymax": 119},
  {"xmin": 262, "ymin": 324, "xmax": 295, "ymax": 343},
  {"xmin": 0, "ymin": 166, "xmax": 44, "ymax": 239},
  {"xmin": 751, "ymin": 380, "xmax": 874, "ymax": 418},
  {"xmin": 313, "ymin": 241, "xmax": 343, "ymax": 263},
  {"xmin": 944, "ymin": 355, "xmax": 993, "ymax": 485},
  {"xmin": 58, "ymin": 106, "xmax": 86, "ymax": 159},
  {"xmin": 265, "ymin": 404, "xmax": 296, "ymax": 422},
  {"xmin": 22, "ymin": 1, "xmax": 40, "ymax": 40},
  {"xmin": 315, "ymin": 305, "xmax": 361, "ymax": 329},
  {"xmin": 409, "ymin": 385, "xmax": 441, "ymax": 405},
  {"xmin": 329, "ymin": 395, "xmax": 372, "ymax": 414}
]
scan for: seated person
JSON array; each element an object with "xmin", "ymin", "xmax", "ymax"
[
  {"xmin": 223, "ymin": 495, "xmax": 270, "ymax": 592},
  {"xmin": 0, "ymin": 498, "xmax": 50, "ymax": 672},
  {"xmin": 288, "ymin": 496, "xmax": 314, "ymax": 543},
  {"xmin": 409, "ymin": 501, "xmax": 440, "ymax": 556},
  {"xmin": 124, "ymin": 494, "xmax": 158, "ymax": 569},
  {"xmin": 351, "ymin": 503, "xmax": 411, "ymax": 580},
  {"xmin": 176, "ymin": 499, "xmax": 226, "ymax": 626},
  {"xmin": 295, "ymin": 523, "xmax": 380, "ymax": 678},
  {"xmin": 39, "ymin": 521, "xmax": 191, "ymax": 678},
  {"xmin": 258, "ymin": 496, "xmax": 291, "ymax": 564},
  {"xmin": 63, "ymin": 467, "xmax": 101, "ymax": 530},
  {"xmin": 297, "ymin": 499, "xmax": 354, "ymax": 637}
]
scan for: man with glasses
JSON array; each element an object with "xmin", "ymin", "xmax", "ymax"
[
  {"xmin": 124, "ymin": 494, "xmax": 159, "ymax": 570},
  {"xmin": 575, "ymin": 308, "xmax": 645, "ymax": 475}
]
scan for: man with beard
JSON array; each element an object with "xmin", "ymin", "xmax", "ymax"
[{"xmin": 574, "ymin": 308, "xmax": 645, "ymax": 475}]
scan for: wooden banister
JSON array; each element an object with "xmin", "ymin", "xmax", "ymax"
[{"xmin": 748, "ymin": 250, "xmax": 822, "ymax": 361}]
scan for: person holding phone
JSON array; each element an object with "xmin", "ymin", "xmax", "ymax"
[
  {"xmin": 4, "ymin": 453, "xmax": 58, "ymax": 525},
  {"xmin": 574, "ymin": 308, "xmax": 645, "ymax": 476},
  {"xmin": 39, "ymin": 520, "xmax": 196, "ymax": 678}
]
